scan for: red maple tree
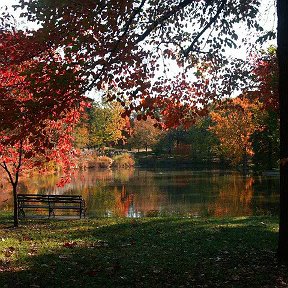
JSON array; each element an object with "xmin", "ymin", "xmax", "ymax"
[
  {"xmin": 250, "ymin": 47, "xmax": 278, "ymax": 112},
  {"xmin": 0, "ymin": 30, "xmax": 86, "ymax": 226}
]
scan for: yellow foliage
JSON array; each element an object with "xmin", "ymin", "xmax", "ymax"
[{"xmin": 210, "ymin": 97, "xmax": 263, "ymax": 164}]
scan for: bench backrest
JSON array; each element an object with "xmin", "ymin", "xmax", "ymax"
[{"xmin": 17, "ymin": 194, "xmax": 84, "ymax": 203}]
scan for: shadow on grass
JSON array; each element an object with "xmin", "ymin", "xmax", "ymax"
[{"xmin": 1, "ymin": 217, "xmax": 287, "ymax": 288}]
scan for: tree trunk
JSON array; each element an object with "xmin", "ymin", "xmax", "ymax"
[
  {"xmin": 277, "ymin": 0, "xmax": 288, "ymax": 261},
  {"xmin": 12, "ymin": 183, "xmax": 19, "ymax": 227},
  {"xmin": 242, "ymin": 149, "xmax": 248, "ymax": 176},
  {"xmin": 268, "ymin": 137, "xmax": 273, "ymax": 170}
]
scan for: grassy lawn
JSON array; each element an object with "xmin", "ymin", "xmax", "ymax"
[{"xmin": 0, "ymin": 212, "xmax": 287, "ymax": 287}]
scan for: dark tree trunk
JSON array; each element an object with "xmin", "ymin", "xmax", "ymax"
[
  {"xmin": 268, "ymin": 138, "xmax": 273, "ymax": 170},
  {"xmin": 277, "ymin": 0, "xmax": 288, "ymax": 261},
  {"xmin": 12, "ymin": 183, "xmax": 19, "ymax": 227},
  {"xmin": 242, "ymin": 149, "xmax": 248, "ymax": 176}
]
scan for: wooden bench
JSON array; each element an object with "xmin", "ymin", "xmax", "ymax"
[{"xmin": 17, "ymin": 194, "xmax": 86, "ymax": 219}]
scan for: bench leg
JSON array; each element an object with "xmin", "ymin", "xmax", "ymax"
[
  {"xmin": 49, "ymin": 208, "xmax": 55, "ymax": 218},
  {"xmin": 18, "ymin": 207, "xmax": 25, "ymax": 218}
]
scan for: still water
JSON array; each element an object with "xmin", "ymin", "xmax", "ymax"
[{"xmin": 0, "ymin": 168, "xmax": 280, "ymax": 217}]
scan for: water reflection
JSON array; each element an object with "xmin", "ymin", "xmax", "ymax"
[{"xmin": 0, "ymin": 169, "xmax": 279, "ymax": 217}]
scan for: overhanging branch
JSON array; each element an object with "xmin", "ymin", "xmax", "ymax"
[
  {"xmin": 135, "ymin": 0, "xmax": 195, "ymax": 44},
  {"xmin": 183, "ymin": 0, "xmax": 227, "ymax": 57}
]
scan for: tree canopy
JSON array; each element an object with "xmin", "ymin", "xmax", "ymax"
[{"xmin": 2, "ymin": 0, "xmax": 274, "ymax": 127}]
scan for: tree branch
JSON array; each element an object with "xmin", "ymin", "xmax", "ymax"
[
  {"xmin": 86, "ymin": 0, "xmax": 147, "ymax": 92},
  {"xmin": 135, "ymin": 0, "xmax": 195, "ymax": 44},
  {"xmin": 122, "ymin": 0, "xmax": 147, "ymax": 37},
  {"xmin": 14, "ymin": 152, "xmax": 22, "ymax": 186},
  {"xmin": 183, "ymin": 0, "xmax": 227, "ymax": 57},
  {"xmin": 2, "ymin": 161, "xmax": 15, "ymax": 185}
]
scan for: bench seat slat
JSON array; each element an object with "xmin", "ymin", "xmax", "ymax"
[
  {"xmin": 20, "ymin": 205, "xmax": 50, "ymax": 208},
  {"xmin": 52, "ymin": 206, "xmax": 82, "ymax": 209}
]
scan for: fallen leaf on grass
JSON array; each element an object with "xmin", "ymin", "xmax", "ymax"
[
  {"xmin": 63, "ymin": 241, "xmax": 77, "ymax": 248},
  {"xmin": 28, "ymin": 246, "xmax": 38, "ymax": 256},
  {"xmin": 3, "ymin": 247, "xmax": 15, "ymax": 257},
  {"xmin": 22, "ymin": 235, "xmax": 32, "ymax": 241}
]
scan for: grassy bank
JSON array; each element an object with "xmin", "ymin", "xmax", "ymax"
[{"xmin": 0, "ymin": 213, "xmax": 287, "ymax": 287}]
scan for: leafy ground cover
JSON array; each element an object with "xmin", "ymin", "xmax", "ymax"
[{"xmin": 0, "ymin": 212, "xmax": 287, "ymax": 287}]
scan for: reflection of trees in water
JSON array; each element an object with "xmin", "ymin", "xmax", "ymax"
[
  {"xmin": 208, "ymin": 176, "xmax": 255, "ymax": 217},
  {"xmin": 133, "ymin": 172, "xmax": 278, "ymax": 217},
  {"xmin": 75, "ymin": 169, "xmax": 162, "ymax": 217},
  {"xmin": 0, "ymin": 173, "xmax": 61, "ymax": 209},
  {"xmin": 207, "ymin": 175, "xmax": 279, "ymax": 217},
  {"xmin": 121, "ymin": 170, "xmax": 166, "ymax": 216},
  {"xmin": 114, "ymin": 186, "xmax": 137, "ymax": 217},
  {"xmin": 73, "ymin": 169, "xmax": 136, "ymax": 217},
  {"xmin": 250, "ymin": 176, "xmax": 279, "ymax": 215},
  {"xmin": 99, "ymin": 170, "xmax": 166, "ymax": 217},
  {"xmin": 0, "ymin": 169, "xmax": 279, "ymax": 217},
  {"xmin": 139, "ymin": 172, "xmax": 245, "ymax": 216}
]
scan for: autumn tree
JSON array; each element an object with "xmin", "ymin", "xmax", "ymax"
[
  {"xmin": 153, "ymin": 127, "xmax": 188, "ymax": 155},
  {"xmin": 74, "ymin": 124, "xmax": 90, "ymax": 149},
  {"xmin": 128, "ymin": 117, "xmax": 161, "ymax": 152},
  {"xmin": 246, "ymin": 48, "xmax": 280, "ymax": 171},
  {"xmin": 88, "ymin": 101, "xmax": 128, "ymax": 148},
  {"xmin": 186, "ymin": 117, "xmax": 219, "ymax": 161},
  {"xmin": 210, "ymin": 97, "xmax": 263, "ymax": 174},
  {"xmin": 10, "ymin": 0, "xmax": 269, "ymax": 126},
  {"xmin": 0, "ymin": 30, "xmax": 85, "ymax": 227},
  {"xmin": 251, "ymin": 111, "xmax": 279, "ymax": 171},
  {"xmin": 250, "ymin": 46, "xmax": 279, "ymax": 112},
  {"xmin": 0, "ymin": 114, "xmax": 81, "ymax": 227}
]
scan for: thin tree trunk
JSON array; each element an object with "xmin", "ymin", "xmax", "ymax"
[
  {"xmin": 268, "ymin": 138, "xmax": 273, "ymax": 170},
  {"xmin": 277, "ymin": 0, "xmax": 288, "ymax": 261},
  {"xmin": 242, "ymin": 149, "xmax": 248, "ymax": 176}
]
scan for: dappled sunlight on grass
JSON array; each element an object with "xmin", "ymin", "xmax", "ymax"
[{"xmin": 0, "ymin": 214, "xmax": 286, "ymax": 287}]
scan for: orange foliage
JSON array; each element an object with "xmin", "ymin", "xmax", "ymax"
[{"xmin": 210, "ymin": 97, "xmax": 263, "ymax": 164}]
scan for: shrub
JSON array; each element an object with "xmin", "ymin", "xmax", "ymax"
[
  {"xmin": 77, "ymin": 152, "xmax": 113, "ymax": 169},
  {"xmin": 96, "ymin": 156, "xmax": 113, "ymax": 169},
  {"xmin": 112, "ymin": 153, "xmax": 135, "ymax": 168}
]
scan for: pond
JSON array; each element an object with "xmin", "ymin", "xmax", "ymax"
[{"xmin": 0, "ymin": 168, "xmax": 280, "ymax": 218}]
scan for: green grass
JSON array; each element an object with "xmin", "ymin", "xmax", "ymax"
[{"xmin": 0, "ymin": 212, "xmax": 287, "ymax": 287}]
